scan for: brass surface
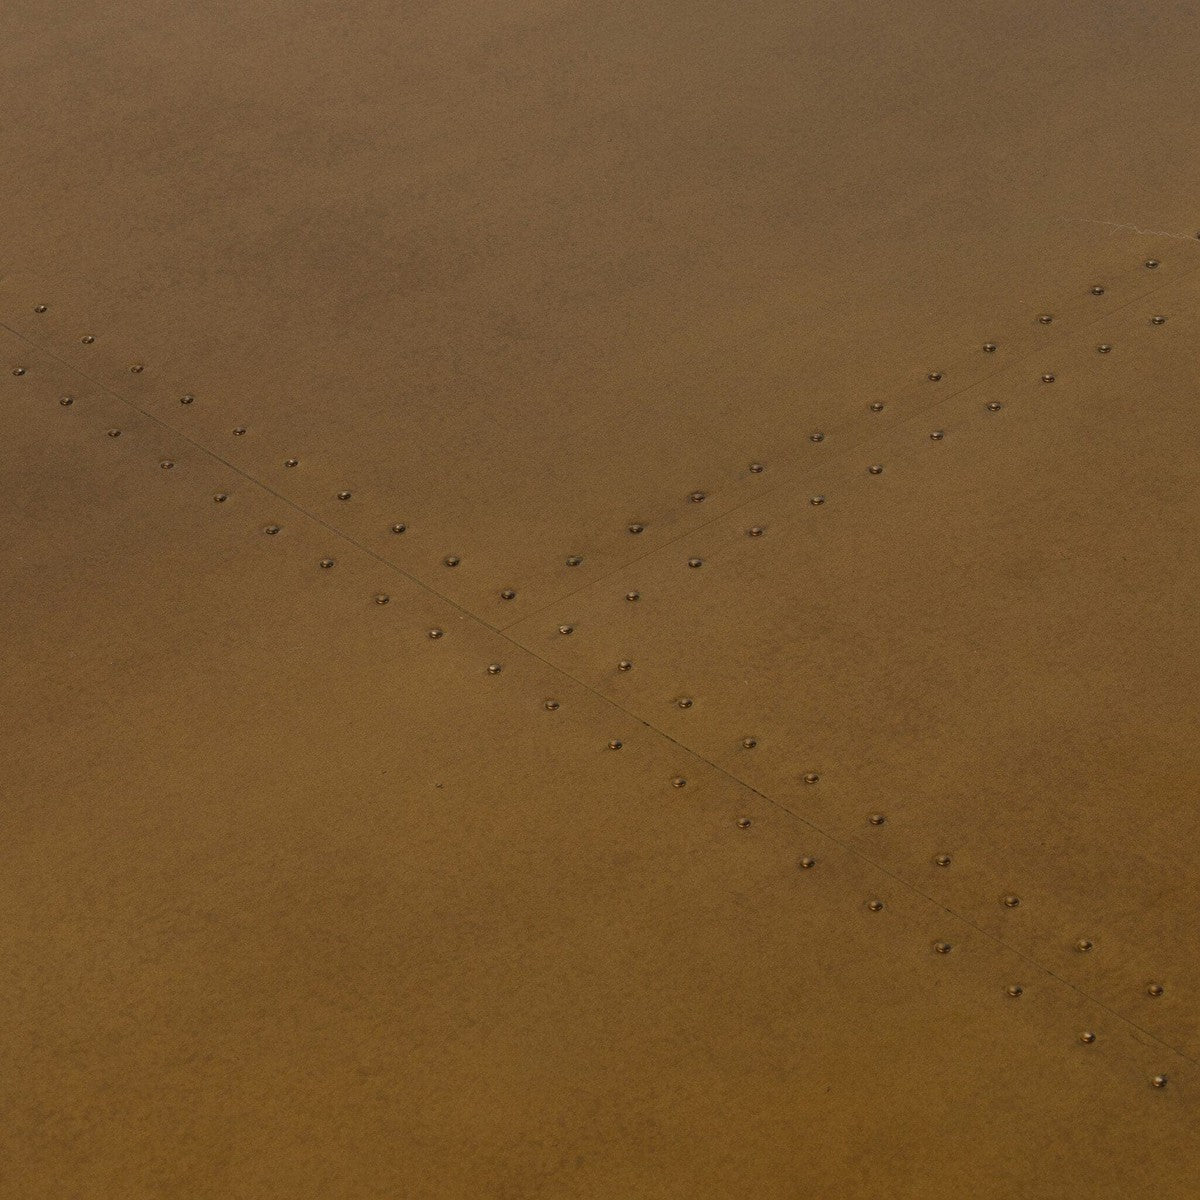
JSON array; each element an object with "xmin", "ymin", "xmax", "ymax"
[{"xmin": 2, "ymin": 1, "xmax": 1199, "ymax": 1196}]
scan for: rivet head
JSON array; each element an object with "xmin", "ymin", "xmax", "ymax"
[
  {"xmin": 677, "ymin": 697, "xmax": 693, "ymax": 709},
  {"xmin": 1006, "ymin": 984, "xmax": 1024, "ymax": 997},
  {"xmin": 1079, "ymin": 1031, "xmax": 1096, "ymax": 1044},
  {"xmin": 687, "ymin": 557, "xmax": 703, "ymax": 568},
  {"xmin": 983, "ymin": 342, "xmax": 997, "ymax": 352},
  {"xmin": 319, "ymin": 558, "xmax": 334, "ymax": 568},
  {"xmin": 869, "ymin": 402, "xmax": 885, "ymax": 412},
  {"xmin": 1037, "ymin": 314, "xmax": 1053, "ymax": 325},
  {"xmin": 671, "ymin": 776, "xmax": 687, "ymax": 788},
  {"xmin": 264, "ymin": 524, "xmax": 281, "ymax": 535},
  {"xmin": 390, "ymin": 523, "xmax": 407, "ymax": 534},
  {"xmin": 558, "ymin": 624, "xmax": 574, "ymax": 635},
  {"xmin": 1151, "ymin": 315, "xmax": 1166, "ymax": 325},
  {"xmin": 809, "ymin": 494, "xmax": 826, "ymax": 506},
  {"xmin": 1147, "ymin": 982, "xmax": 1164, "ymax": 997},
  {"xmin": 1003, "ymin": 894, "xmax": 1020, "ymax": 907},
  {"xmin": 130, "ymin": 363, "xmax": 144, "ymax": 373},
  {"xmin": 868, "ymin": 464, "xmax": 883, "ymax": 475},
  {"xmin": 565, "ymin": 555, "xmax": 582, "ymax": 567},
  {"xmin": 689, "ymin": 491, "xmax": 706, "ymax": 503},
  {"xmin": 935, "ymin": 854, "xmax": 951, "ymax": 867},
  {"xmin": 867, "ymin": 899, "xmax": 884, "ymax": 911},
  {"xmin": 868, "ymin": 813, "xmax": 886, "ymax": 826},
  {"xmin": 180, "ymin": 394, "xmax": 194, "ymax": 405},
  {"xmin": 159, "ymin": 460, "xmax": 174, "ymax": 470},
  {"xmin": 11, "ymin": 367, "xmax": 26, "ymax": 376},
  {"xmin": 607, "ymin": 739, "xmax": 622, "ymax": 749},
  {"xmin": 799, "ymin": 856, "xmax": 816, "ymax": 869},
  {"xmin": 374, "ymin": 593, "xmax": 389, "ymax": 605},
  {"xmin": 803, "ymin": 772, "xmax": 819, "ymax": 784},
  {"xmin": 487, "ymin": 663, "xmax": 502, "ymax": 674},
  {"xmin": 1145, "ymin": 259, "xmax": 1159, "ymax": 269},
  {"xmin": 927, "ymin": 371, "xmax": 942, "ymax": 381},
  {"xmin": 749, "ymin": 462, "xmax": 765, "ymax": 473},
  {"xmin": 284, "ymin": 458, "xmax": 298, "ymax": 467},
  {"xmin": 444, "ymin": 555, "xmax": 460, "ymax": 567},
  {"xmin": 625, "ymin": 591, "xmax": 640, "ymax": 602},
  {"xmin": 233, "ymin": 426, "xmax": 246, "ymax": 435},
  {"xmin": 500, "ymin": 589, "xmax": 516, "ymax": 600},
  {"xmin": 617, "ymin": 660, "xmax": 632, "ymax": 671},
  {"xmin": 736, "ymin": 817, "xmax": 752, "ymax": 828},
  {"xmin": 34, "ymin": 304, "xmax": 47, "ymax": 313},
  {"xmin": 747, "ymin": 525, "xmax": 764, "ymax": 537},
  {"xmin": 1097, "ymin": 344, "xmax": 1112, "ymax": 354},
  {"xmin": 107, "ymin": 428, "xmax": 121, "ymax": 437},
  {"xmin": 929, "ymin": 430, "xmax": 944, "ymax": 440},
  {"xmin": 81, "ymin": 335, "xmax": 95, "ymax": 344},
  {"xmin": 987, "ymin": 401, "xmax": 1003, "ymax": 412},
  {"xmin": 544, "ymin": 699, "xmax": 559, "ymax": 711},
  {"xmin": 741, "ymin": 737, "xmax": 757, "ymax": 748},
  {"xmin": 933, "ymin": 941, "xmax": 952, "ymax": 954},
  {"xmin": 1075, "ymin": 938, "xmax": 1094, "ymax": 952},
  {"xmin": 213, "ymin": 493, "xmax": 228, "ymax": 503},
  {"xmin": 337, "ymin": 491, "xmax": 352, "ymax": 501},
  {"xmin": 628, "ymin": 523, "xmax": 644, "ymax": 534},
  {"xmin": 1152, "ymin": 1074, "xmax": 1168, "ymax": 1088},
  {"xmin": 59, "ymin": 396, "xmax": 73, "ymax": 406},
  {"xmin": 428, "ymin": 628, "xmax": 443, "ymax": 639},
  {"xmin": 1091, "ymin": 285, "xmax": 1105, "ymax": 296},
  {"xmin": 1041, "ymin": 373, "xmax": 1055, "ymax": 383},
  {"xmin": 810, "ymin": 432, "xmax": 825, "ymax": 443}
]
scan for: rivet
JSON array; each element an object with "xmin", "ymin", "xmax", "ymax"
[
  {"xmin": 687, "ymin": 557, "xmax": 703, "ymax": 568},
  {"xmin": 930, "ymin": 430, "xmax": 944, "ymax": 440},
  {"xmin": 1006, "ymin": 984, "xmax": 1024, "ymax": 997},
  {"xmin": 59, "ymin": 396, "xmax": 73, "ymax": 406},
  {"xmin": 81, "ymin": 335, "xmax": 95, "ymax": 344},
  {"xmin": 1147, "ymin": 982, "xmax": 1164, "ymax": 997},
  {"xmin": 1041, "ymin": 373, "xmax": 1055, "ymax": 383},
  {"xmin": 544, "ymin": 699, "xmax": 559, "ymax": 711},
  {"xmin": 983, "ymin": 342, "xmax": 997, "ymax": 353},
  {"xmin": 1151, "ymin": 315, "xmax": 1166, "ymax": 325},
  {"xmin": 319, "ymin": 558, "xmax": 334, "ymax": 569},
  {"xmin": 159, "ymin": 460, "xmax": 174, "ymax": 470},
  {"xmin": 608, "ymin": 739, "xmax": 622, "ymax": 749},
  {"xmin": 868, "ymin": 813, "xmax": 886, "ymax": 826},
  {"xmin": 869, "ymin": 402, "xmax": 885, "ymax": 412},
  {"xmin": 867, "ymin": 899, "xmax": 884, "ymax": 911},
  {"xmin": 444, "ymin": 555, "xmax": 460, "ymax": 567},
  {"xmin": 390, "ymin": 523, "xmax": 407, "ymax": 534},
  {"xmin": 689, "ymin": 491, "xmax": 706, "ymax": 503},
  {"xmin": 809, "ymin": 432, "xmax": 825, "ymax": 443},
  {"xmin": 618, "ymin": 660, "xmax": 633, "ymax": 671},
  {"xmin": 1075, "ymin": 938, "xmax": 1093, "ymax": 952},
  {"xmin": 428, "ymin": 628, "xmax": 443, "ymax": 639},
  {"xmin": 677, "ymin": 697, "xmax": 693, "ymax": 709},
  {"xmin": 799, "ymin": 856, "xmax": 816, "ymax": 869},
  {"xmin": 1037, "ymin": 314, "xmax": 1053, "ymax": 325},
  {"xmin": 1091, "ymin": 286, "xmax": 1105, "ymax": 296},
  {"xmin": 868, "ymin": 464, "xmax": 883, "ymax": 475},
  {"xmin": 1097, "ymin": 344, "xmax": 1112, "ymax": 354},
  {"xmin": 628, "ymin": 523, "xmax": 644, "ymax": 534},
  {"xmin": 107, "ymin": 428, "xmax": 121, "ymax": 438},
  {"xmin": 34, "ymin": 304, "xmax": 47, "ymax": 313},
  {"xmin": 11, "ymin": 367, "xmax": 26, "ymax": 376},
  {"xmin": 180, "ymin": 394, "xmax": 194, "ymax": 405},
  {"xmin": 1002, "ymin": 894, "xmax": 1020, "ymax": 907},
  {"xmin": 803, "ymin": 772, "xmax": 819, "ymax": 784},
  {"xmin": 933, "ymin": 941, "xmax": 952, "ymax": 954},
  {"xmin": 736, "ymin": 817, "xmax": 752, "ymax": 828},
  {"xmin": 501, "ymin": 589, "xmax": 516, "ymax": 600},
  {"xmin": 566, "ymin": 555, "xmax": 582, "ymax": 567},
  {"xmin": 747, "ymin": 526, "xmax": 764, "ymax": 537},
  {"xmin": 1145, "ymin": 259, "xmax": 1159, "ymax": 269},
  {"xmin": 809, "ymin": 495, "xmax": 825, "ymax": 506},
  {"xmin": 374, "ymin": 593, "xmax": 390, "ymax": 605},
  {"xmin": 264, "ymin": 524, "xmax": 281, "ymax": 535},
  {"xmin": 625, "ymin": 591, "xmax": 640, "ymax": 602},
  {"xmin": 284, "ymin": 458, "xmax": 298, "ymax": 468},
  {"xmin": 935, "ymin": 854, "xmax": 951, "ymax": 867},
  {"xmin": 337, "ymin": 491, "xmax": 352, "ymax": 501},
  {"xmin": 1079, "ymin": 1031, "xmax": 1096, "ymax": 1044},
  {"xmin": 928, "ymin": 371, "xmax": 942, "ymax": 381},
  {"xmin": 987, "ymin": 401, "xmax": 1003, "ymax": 412},
  {"xmin": 233, "ymin": 426, "xmax": 246, "ymax": 435},
  {"xmin": 741, "ymin": 737, "xmax": 757, "ymax": 749},
  {"xmin": 558, "ymin": 624, "xmax": 574, "ymax": 635},
  {"xmin": 130, "ymin": 364, "xmax": 144, "ymax": 373},
  {"xmin": 1151, "ymin": 1074, "xmax": 1168, "ymax": 1088},
  {"xmin": 671, "ymin": 776, "xmax": 687, "ymax": 788},
  {"xmin": 487, "ymin": 663, "xmax": 503, "ymax": 674},
  {"xmin": 213, "ymin": 493, "xmax": 228, "ymax": 503}
]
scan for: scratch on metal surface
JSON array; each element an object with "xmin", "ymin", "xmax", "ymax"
[{"xmin": 1062, "ymin": 215, "xmax": 1199, "ymax": 241}]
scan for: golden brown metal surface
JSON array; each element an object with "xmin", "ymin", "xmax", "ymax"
[{"xmin": 3, "ymin": 2, "xmax": 1199, "ymax": 1196}]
